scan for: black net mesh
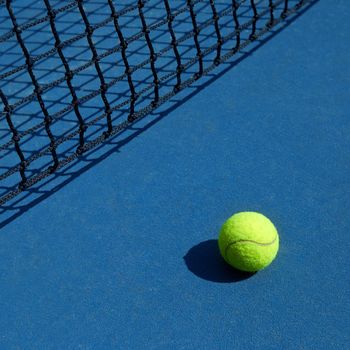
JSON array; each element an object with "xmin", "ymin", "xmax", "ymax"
[{"xmin": 0, "ymin": 0, "xmax": 314, "ymax": 205}]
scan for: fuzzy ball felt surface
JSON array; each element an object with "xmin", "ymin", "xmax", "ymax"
[{"xmin": 218, "ymin": 212, "xmax": 279, "ymax": 272}]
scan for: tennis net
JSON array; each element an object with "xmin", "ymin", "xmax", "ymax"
[{"xmin": 0, "ymin": 0, "xmax": 315, "ymax": 205}]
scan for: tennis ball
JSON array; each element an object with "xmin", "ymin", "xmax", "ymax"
[{"xmin": 218, "ymin": 212, "xmax": 279, "ymax": 272}]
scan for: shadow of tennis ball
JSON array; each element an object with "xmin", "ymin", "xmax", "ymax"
[{"xmin": 184, "ymin": 239, "xmax": 255, "ymax": 283}]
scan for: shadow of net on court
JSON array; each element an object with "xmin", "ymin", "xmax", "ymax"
[{"xmin": 0, "ymin": 0, "xmax": 317, "ymax": 225}]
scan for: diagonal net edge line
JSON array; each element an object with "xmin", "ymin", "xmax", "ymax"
[
  {"xmin": 0, "ymin": 0, "xmax": 295, "ymax": 172},
  {"xmin": 0, "ymin": 0, "xmax": 257, "ymax": 152},
  {"xmin": 0, "ymin": 0, "xmax": 240, "ymax": 120},
  {"xmin": 0, "ymin": 0, "xmax": 315, "ymax": 205},
  {"xmin": 0, "ymin": 0, "xmax": 316, "ymax": 207}
]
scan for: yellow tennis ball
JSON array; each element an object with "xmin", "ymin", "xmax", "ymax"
[{"xmin": 218, "ymin": 212, "xmax": 279, "ymax": 272}]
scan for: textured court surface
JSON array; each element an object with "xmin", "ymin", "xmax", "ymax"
[{"xmin": 0, "ymin": 1, "xmax": 349, "ymax": 349}]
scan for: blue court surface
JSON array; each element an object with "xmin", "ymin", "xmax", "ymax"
[{"xmin": 0, "ymin": 0, "xmax": 349, "ymax": 349}]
